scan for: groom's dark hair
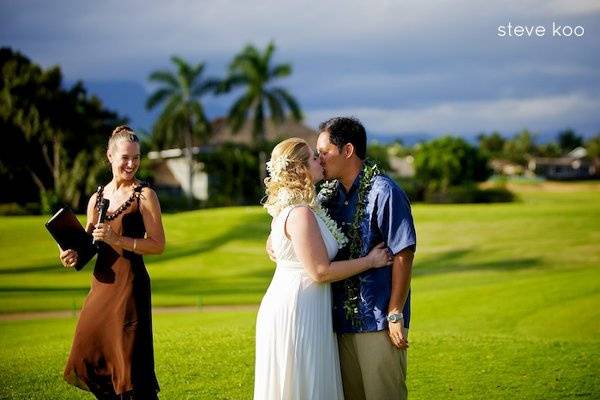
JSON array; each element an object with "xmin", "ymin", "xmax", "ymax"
[{"xmin": 318, "ymin": 116, "xmax": 367, "ymax": 160}]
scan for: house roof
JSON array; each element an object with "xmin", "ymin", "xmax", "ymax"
[
  {"xmin": 150, "ymin": 159, "xmax": 181, "ymax": 186},
  {"xmin": 567, "ymin": 146, "xmax": 587, "ymax": 158},
  {"xmin": 530, "ymin": 157, "xmax": 589, "ymax": 167},
  {"xmin": 147, "ymin": 118, "xmax": 318, "ymax": 160}
]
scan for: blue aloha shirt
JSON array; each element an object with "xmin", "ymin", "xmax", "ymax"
[{"xmin": 319, "ymin": 171, "xmax": 417, "ymax": 333}]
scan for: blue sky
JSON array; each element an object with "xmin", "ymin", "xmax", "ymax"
[{"xmin": 1, "ymin": 0, "xmax": 599, "ymax": 140}]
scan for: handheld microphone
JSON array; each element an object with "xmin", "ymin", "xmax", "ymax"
[{"xmin": 93, "ymin": 198, "xmax": 110, "ymax": 245}]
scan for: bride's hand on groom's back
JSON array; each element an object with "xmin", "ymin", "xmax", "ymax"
[{"xmin": 367, "ymin": 242, "xmax": 393, "ymax": 268}]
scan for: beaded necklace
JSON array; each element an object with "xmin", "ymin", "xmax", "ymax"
[{"xmin": 95, "ymin": 182, "xmax": 147, "ymax": 221}]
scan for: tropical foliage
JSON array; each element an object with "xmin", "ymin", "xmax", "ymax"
[
  {"xmin": 199, "ymin": 142, "xmax": 268, "ymax": 206},
  {"xmin": 0, "ymin": 47, "xmax": 124, "ymax": 213},
  {"xmin": 218, "ymin": 41, "xmax": 302, "ymax": 141},
  {"xmin": 414, "ymin": 135, "xmax": 491, "ymax": 193},
  {"xmin": 146, "ymin": 56, "xmax": 220, "ymax": 206}
]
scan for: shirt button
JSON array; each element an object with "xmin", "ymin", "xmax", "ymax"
[
  {"xmin": 344, "ymin": 201, "xmax": 348, "ymax": 205},
  {"xmin": 342, "ymin": 222, "xmax": 346, "ymax": 226}
]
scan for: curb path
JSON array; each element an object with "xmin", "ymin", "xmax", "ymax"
[{"xmin": 0, "ymin": 304, "xmax": 259, "ymax": 321}]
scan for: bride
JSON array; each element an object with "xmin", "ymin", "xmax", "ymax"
[{"xmin": 254, "ymin": 137, "xmax": 392, "ymax": 400}]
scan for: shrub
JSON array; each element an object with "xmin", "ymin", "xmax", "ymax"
[
  {"xmin": 425, "ymin": 184, "xmax": 514, "ymax": 204},
  {"xmin": 0, "ymin": 202, "xmax": 41, "ymax": 215},
  {"xmin": 393, "ymin": 177, "xmax": 426, "ymax": 203}
]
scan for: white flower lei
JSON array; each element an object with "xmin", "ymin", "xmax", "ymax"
[
  {"xmin": 318, "ymin": 179, "xmax": 338, "ymax": 202},
  {"xmin": 267, "ymin": 189, "xmax": 348, "ymax": 248},
  {"xmin": 313, "ymin": 205, "xmax": 348, "ymax": 248},
  {"xmin": 317, "ymin": 160, "xmax": 382, "ymax": 329}
]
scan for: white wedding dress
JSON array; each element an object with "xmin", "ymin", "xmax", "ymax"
[{"xmin": 254, "ymin": 205, "xmax": 344, "ymax": 400}]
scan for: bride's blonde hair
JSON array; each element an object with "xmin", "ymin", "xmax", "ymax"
[{"xmin": 263, "ymin": 138, "xmax": 316, "ymax": 217}]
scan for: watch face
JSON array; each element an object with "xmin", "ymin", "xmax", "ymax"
[{"xmin": 387, "ymin": 314, "xmax": 402, "ymax": 322}]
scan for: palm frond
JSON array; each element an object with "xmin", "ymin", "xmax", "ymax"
[
  {"xmin": 148, "ymin": 70, "xmax": 179, "ymax": 88},
  {"xmin": 272, "ymin": 87, "xmax": 303, "ymax": 121},
  {"xmin": 189, "ymin": 101, "xmax": 207, "ymax": 126},
  {"xmin": 171, "ymin": 56, "xmax": 192, "ymax": 77},
  {"xmin": 231, "ymin": 56, "xmax": 262, "ymax": 84},
  {"xmin": 269, "ymin": 64, "xmax": 291, "ymax": 79},
  {"xmin": 192, "ymin": 78, "xmax": 221, "ymax": 97},
  {"xmin": 239, "ymin": 44, "xmax": 260, "ymax": 62},
  {"xmin": 265, "ymin": 91, "xmax": 285, "ymax": 124},
  {"xmin": 224, "ymin": 42, "xmax": 301, "ymax": 140},
  {"xmin": 252, "ymin": 101, "xmax": 265, "ymax": 140},
  {"xmin": 215, "ymin": 74, "xmax": 246, "ymax": 94},
  {"xmin": 164, "ymin": 94, "xmax": 184, "ymax": 115},
  {"xmin": 145, "ymin": 88, "xmax": 174, "ymax": 110},
  {"xmin": 262, "ymin": 41, "xmax": 276, "ymax": 67},
  {"xmin": 227, "ymin": 93, "xmax": 254, "ymax": 133},
  {"xmin": 189, "ymin": 101, "xmax": 210, "ymax": 143},
  {"xmin": 190, "ymin": 62, "xmax": 206, "ymax": 80}
]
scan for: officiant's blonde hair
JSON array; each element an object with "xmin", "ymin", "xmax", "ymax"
[
  {"xmin": 108, "ymin": 125, "xmax": 139, "ymax": 151},
  {"xmin": 263, "ymin": 138, "xmax": 316, "ymax": 217}
]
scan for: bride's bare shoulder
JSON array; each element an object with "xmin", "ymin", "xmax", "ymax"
[{"xmin": 287, "ymin": 205, "xmax": 316, "ymax": 224}]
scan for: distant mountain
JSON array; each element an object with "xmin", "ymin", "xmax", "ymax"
[
  {"xmin": 369, "ymin": 130, "xmax": 597, "ymax": 147},
  {"xmin": 72, "ymin": 80, "xmax": 227, "ymax": 132},
  {"xmin": 368, "ymin": 132, "xmax": 437, "ymax": 146},
  {"xmin": 80, "ymin": 80, "xmax": 157, "ymax": 131}
]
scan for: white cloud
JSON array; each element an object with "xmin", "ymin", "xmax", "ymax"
[
  {"xmin": 545, "ymin": 0, "xmax": 600, "ymax": 16},
  {"xmin": 307, "ymin": 93, "xmax": 600, "ymax": 135},
  {"xmin": 2, "ymin": 0, "xmax": 598, "ymax": 133},
  {"xmin": 4, "ymin": 0, "xmax": 598, "ymax": 80}
]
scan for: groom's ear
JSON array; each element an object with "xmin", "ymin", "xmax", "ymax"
[{"xmin": 343, "ymin": 143, "xmax": 355, "ymax": 159}]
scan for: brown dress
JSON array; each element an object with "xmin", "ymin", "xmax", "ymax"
[{"xmin": 64, "ymin": 183, "xmax": 159, "ymax": 399}]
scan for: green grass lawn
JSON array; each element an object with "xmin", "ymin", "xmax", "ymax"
[
  {"xmin": 0, "ymin": 206, "xmax": 274, "ymax": 312},
  {"xmin": 1, "ymin": 182, "xmax": 599, "ymax": 398}
]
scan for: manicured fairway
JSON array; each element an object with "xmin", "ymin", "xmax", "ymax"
[
  {"xmin": 0, "ymin": 182, "xmax": 599, "ymax": 398},
  {"xmin": 0, "ymin": 206, "xmax": 273, "ymax": 312}
]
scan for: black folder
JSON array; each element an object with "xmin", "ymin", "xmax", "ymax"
[{"xmin": 45, "ymin": 207, "xmax": 97, "ymax": 270}]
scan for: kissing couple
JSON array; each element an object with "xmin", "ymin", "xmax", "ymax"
[{"xmin": 254, "ymin": 117, "xmax": 417, "ymax": 400}]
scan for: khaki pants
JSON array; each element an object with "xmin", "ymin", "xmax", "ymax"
[{"xmin": 337, "ymin": 329, "xmax": 408, "ymax": 400}]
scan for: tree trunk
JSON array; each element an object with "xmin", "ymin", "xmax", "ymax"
[
  {"xmin": 259, "ymin": 149, "xmax": 266, "ymax": 187},
  {"xmin": 184, "ymin": 127, "xmax": 194, "ymax": 208},
  {"xmin": 52, "ymin": 138, "xmax": 61, "ymax": 193},
  {"xmin": 258, "ymin": 121, "xmax": 267, "ymax": 187},
  {"xmin": 27, "ymin": 168, "xmax": 46, "ymax": 193}
]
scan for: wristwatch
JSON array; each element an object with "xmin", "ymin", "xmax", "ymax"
[{"xmin": 387, "ymin": 313, "xmax": 404, "ymax": 323}]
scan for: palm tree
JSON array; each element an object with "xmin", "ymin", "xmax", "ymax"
[
  {"xmin": 146, "ymin": 56, "xmax": 218, "ymax": 207},
  {"xmin": 220, "ymin": 41, "xmax": 303, "ymax": 141}
]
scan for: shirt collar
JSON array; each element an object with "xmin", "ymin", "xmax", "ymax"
[{"xmin": 339, "ymin": 170, "xmax": 363, "ymax": 197}]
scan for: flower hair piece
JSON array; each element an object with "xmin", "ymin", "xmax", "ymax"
[{"xmin": 266, "ymin": 157, "xmax": 290, "ymax": 176}]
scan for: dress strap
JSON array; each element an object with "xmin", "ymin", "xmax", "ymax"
[
  {"xmin": 134, "ymin": 182, "xmax": 149, "ymax": 193},
  {"xmin": 276, "ymin": 205, "xmax": 312, "ymax": 238},
  {"xmin": 134, "ymin": 182, "xmax": 149, "ymax": 205}
]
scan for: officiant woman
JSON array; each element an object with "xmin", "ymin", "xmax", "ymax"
[{"xmin": 59, "ymin": 125, "xmax": 165, "ymax": 400}]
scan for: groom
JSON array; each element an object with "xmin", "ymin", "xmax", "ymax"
[{"xmin": 316, "ymin": 117, "xmax": 416, "ymax": 400}]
